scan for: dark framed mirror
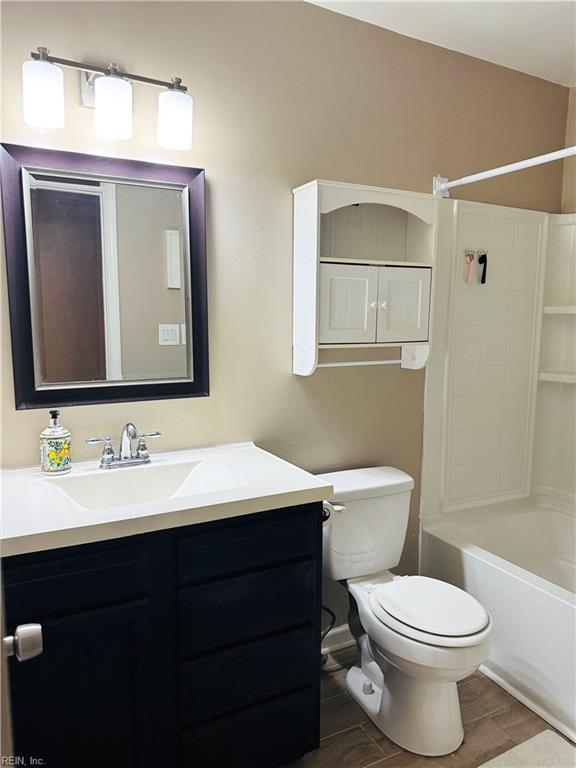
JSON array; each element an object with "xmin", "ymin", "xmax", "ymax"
[{"xmin": 0, "ymin": 144, "xmax": 208, "ymax": 409}]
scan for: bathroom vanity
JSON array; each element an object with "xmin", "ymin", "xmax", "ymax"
[{"xmin": 1, "ymin": 443, "xmax": 330, "ymax": 768}]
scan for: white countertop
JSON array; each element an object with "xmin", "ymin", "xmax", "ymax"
[{"xmin": 0, "ymin": 442, "xmax": 332, "ymax": 557}]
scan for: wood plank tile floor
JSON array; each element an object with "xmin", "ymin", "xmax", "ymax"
[{"xmin": 288, "ymin": 648, "xmax": 563, "ymax": 768}]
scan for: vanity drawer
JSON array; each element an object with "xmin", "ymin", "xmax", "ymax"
[
  {"xmin": 179, "ymin": 626, "xmax": 316, "ymax": 727},
  {"xmin": 177, "ymin": 504, "xmax": 320, "ymax": 584},
  {"xmin": 180, "ymin": 687, "xmax": 318, "ymax": 768},
  {"xmin": 178, "ymin": 560, "xmax": 317, "ymax": 656},
  {"xmin": 3, "ymin": 540, "xmax": 152, "ymax": 623}
]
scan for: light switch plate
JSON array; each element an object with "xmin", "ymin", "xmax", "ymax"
[
  {"xmin": 158, "ymin": 324, "xmax": 180, "ymax": 346},
  {"xmin": 164, "ymin": 230, "xmax": 181, "ymax": 289}
]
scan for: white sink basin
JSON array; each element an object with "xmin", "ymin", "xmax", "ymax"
[
  {"xmin": 44, "ymin": 459, "xmax": 246, "ymax": 511},
  {"xmin": 1, "ymin": 442, "xmax": 332, "ymax": 557}
]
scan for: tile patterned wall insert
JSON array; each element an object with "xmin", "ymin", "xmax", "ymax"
[{"xmin": 445, "ymin": 202, "xmax": 546, "ymax": 508}]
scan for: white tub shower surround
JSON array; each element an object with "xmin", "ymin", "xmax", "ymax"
[
  {"xmin": 433, "ymin": 202, "xmax": 546, "ymax": 510},
  {"xmin": 421, "ymin": 202, "xmax": 575, "ymax": 741}
]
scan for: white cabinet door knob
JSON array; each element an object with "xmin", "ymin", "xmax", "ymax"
[
  {"xmin": 370, "ymin": 301, "xmax": 378, "ymax": 310},
  {"xmin": 3, "ymin": 623, "xmax": 43, "ymax": 662},
  {"xmin": 381, "ymin": 301, "xmax": 388, "ymax": 310}
]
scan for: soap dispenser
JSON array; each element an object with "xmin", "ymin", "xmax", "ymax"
[{"xmin": 40, "ymin": 410, "xmax": 71, "ymax": 474}]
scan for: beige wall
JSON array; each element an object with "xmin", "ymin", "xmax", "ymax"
[
  {"xmin": 0, "ymin": 3, "xmax": 569, "ymax": 586},
  {"xmin": 562, "ymin": 87, "xmax": 576, "ymax": 213}
]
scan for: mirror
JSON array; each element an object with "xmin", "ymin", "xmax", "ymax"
[
  {"xmin": 24, "ymin": 171, "xmax": 191, "ymax": 386},
  {"xmin": 0, "ymin": 144, "xmax": 208, "ymax": 408}
]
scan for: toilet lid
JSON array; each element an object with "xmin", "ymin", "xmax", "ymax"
[{"xmin": 373, "ymin": 576, "xmax": 489, "ymax": 637}]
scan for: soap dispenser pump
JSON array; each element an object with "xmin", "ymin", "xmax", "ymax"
[{"xmin": 40, "ymin": 410, "xmax": 71, "ymax": 474}]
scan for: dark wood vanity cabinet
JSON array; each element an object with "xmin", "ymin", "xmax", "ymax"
[{"xmin": 2, "ymin": 503, "xmax": 323, "ymax": 768}]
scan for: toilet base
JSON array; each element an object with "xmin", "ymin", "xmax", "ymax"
[{"xmin": 346, "ymin": 664, "xmax": 464, "ymax": 757}]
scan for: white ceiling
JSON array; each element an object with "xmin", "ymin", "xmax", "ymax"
[{"xmin": 310, "ymin": 1, "xmax": 576, "ymax": 86}]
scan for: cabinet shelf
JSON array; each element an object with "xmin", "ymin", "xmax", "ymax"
[
  {"xmin": 538, "ymin": 371, "xmax": 576, "ymax": 384},
  {"xmin": 319, "ymin": 257, "xmax": 432, "ymax": 268},
  {"xmin": 319, "ymin": 341, "xmax": 424, "ymax": 349},
  {"xmin": 543, "ymin": 306, "xmax": 576, "ymax": 315}
]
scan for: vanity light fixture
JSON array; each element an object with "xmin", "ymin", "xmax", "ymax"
[
  {"xmin": 157, "ymin": 79, "xmax": 194, "ymax": 150},
  {"xmin": 94, "ymin": 64, "xmax": 133, "ymax": 139},
  {"xmin": 22, "ymin": 47, "xmax": 193, "ymax": 149},
  {"xmin": 22, "ymin": 48, "xmax": 65, "ymax": 128}
]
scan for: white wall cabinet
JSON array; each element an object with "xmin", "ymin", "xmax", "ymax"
[
  {"xmin": 293, "ymin": 179, "xmax": 438, "ymax": 375},
  {"xmin": 319, "ymin": 263, "xmax": 431, "ymax": 345}
]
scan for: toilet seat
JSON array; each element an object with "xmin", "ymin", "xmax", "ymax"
[{"xmin": 368, "ymin": 576, "xmax": 491, "ymax": 648}]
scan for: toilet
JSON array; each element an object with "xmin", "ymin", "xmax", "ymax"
[{"xmin": 318, "ymin": 466, "xmax": 492, "ymax": 757}]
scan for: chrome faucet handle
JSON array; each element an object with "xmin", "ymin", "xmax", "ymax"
[
  {"xmin": 135, "ymin": 431, "xmax": 161, "ymax": 461},
  {"xmin": 86, "ymin": 437, "xmax": 114, "ymax": 445},
  {"xmin": 86, "ymin": 437, "xmax": 115, "ymax": 468}
]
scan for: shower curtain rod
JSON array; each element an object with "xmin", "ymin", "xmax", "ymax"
[{"xmin": 432, "ymin": 145, "xmax": 576, "ymax": 197}]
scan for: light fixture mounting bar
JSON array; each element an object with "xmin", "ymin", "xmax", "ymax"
[
  {"xmin": 433, "ymin": 145, "xmax": 576, "ymax": 197},
  {"xmin": 31, "ymin": 48, "xmax": 187, "ymax": 91}
]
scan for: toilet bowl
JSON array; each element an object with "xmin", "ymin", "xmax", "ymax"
[
  {"xmin": 318, "ymin": 467, "xmax": 492, "ymax": 757},
  {"xmin": 346, "ymin": 574, "xmax": 491, "ymax": 755}
]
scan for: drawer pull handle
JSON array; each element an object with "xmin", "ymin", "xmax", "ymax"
[{"xmin": 4, "ymin": 623, "xmax": 43, "ymax": 662}]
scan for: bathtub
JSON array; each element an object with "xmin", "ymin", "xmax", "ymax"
[{"xmin": 421, "ymin": 497, "xmax": 575, "ymax": 742}]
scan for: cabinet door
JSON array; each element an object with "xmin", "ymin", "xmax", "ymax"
[
  {"xmin": 7, "ymin": 601, "xmax": 161, "ymax": 768},
  {"xmin": 319, "ymin": 263, "xmax": 378, "ymax": 344},
  {"xmin": 377, "ymin": 266, "xmax": 431, "ymax": 343}
]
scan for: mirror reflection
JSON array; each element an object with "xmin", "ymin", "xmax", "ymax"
[{"xmin": 23, "ymin": 170, "xmax": 192, "ymax": 387}]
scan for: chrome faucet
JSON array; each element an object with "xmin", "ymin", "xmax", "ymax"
[
  {"xmin": 86, "ymin": 423, "xmax": 161, "ymax": 469},
  {"xmin": 120, "ymin": 422, "xmax": 139, "ymax": 460}
]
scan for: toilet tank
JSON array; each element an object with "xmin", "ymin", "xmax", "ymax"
[{"xmin": 317, "ymin": 467, "xmax": 414, "ymax": 581}]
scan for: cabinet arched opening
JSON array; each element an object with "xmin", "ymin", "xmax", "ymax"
[{"xmin": 320, "ymin": 203, "xmax": 434, "ymax": 266}]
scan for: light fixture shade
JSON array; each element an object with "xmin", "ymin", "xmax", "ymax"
[
  {"xmin": 22, "ymin": 59, "xmax": 65, "ymax": 128},
  {"xmin": 157, "ymin": 89, "xmax": 193, "ymax": 150},
  {"xmin": 94, "ymin": 75, "xmax": 132, "ymax": 139}
]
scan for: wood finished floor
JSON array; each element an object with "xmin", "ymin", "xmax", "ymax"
[{"xmin": 288, "ymin": 647, "xmax": 560, "ymax": 768}]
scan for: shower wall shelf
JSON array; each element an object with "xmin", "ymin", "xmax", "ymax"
[
  {"xmin": 542, "ymin": 306, "xmax": 576, "ymax": 315},
  {"xmin": 292, "ymin": 179, "xmax": 438, "ymax": 376},
  {"xmin": 538, "ymin": 372, "xmax": 576, "ymax": 384},
  {"xmin": 537, "ymin": 215, "xmax": 576, "ymax": 391}
]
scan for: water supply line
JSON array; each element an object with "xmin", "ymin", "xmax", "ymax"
[
  {"xmin": 320, "ymin": 605, "xmax": 337, "ymax": 666},
  {"xmin": 433, "ymin": 146, "xmax": 576, "ymax": 197}
]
